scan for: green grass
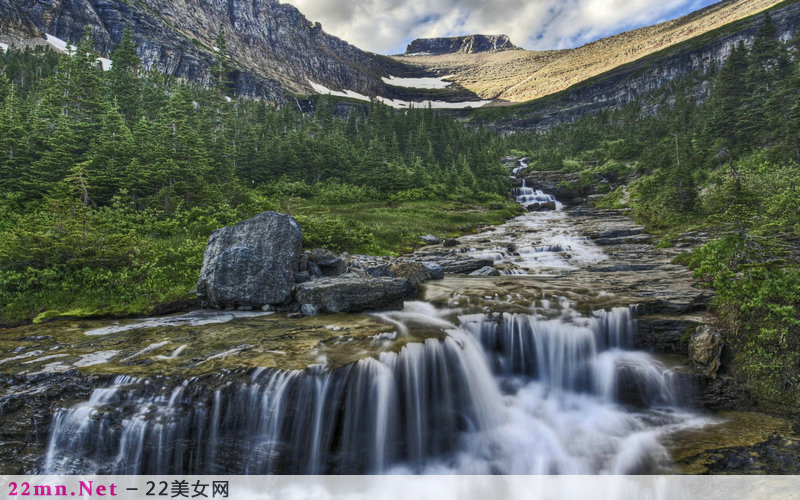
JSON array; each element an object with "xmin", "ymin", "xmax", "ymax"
[
  {"xmin": 0, "ymin": 198, "xmax": 521, "ymax": 326},
  {"xmin": 294, "ymin": 199, "xmax": 521, "ymax": 254}
]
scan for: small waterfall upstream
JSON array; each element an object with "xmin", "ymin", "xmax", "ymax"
[
  {"xmin": 456, "ymin": 179, "xmax": 606, "ymax": 275},
  {"xmin": 511, "ymin": 180, "xmax": 563, "ymax": 209},
  {"xmin": 41, "ymin": 182, "xmax": 707, "ymax": 475}
]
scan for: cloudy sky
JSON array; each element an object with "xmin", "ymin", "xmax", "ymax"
[{"xmin": 282, "ymin": 0, "xmax": 719, "ymax": 54}]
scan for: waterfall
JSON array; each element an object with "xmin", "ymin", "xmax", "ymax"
[
  {"xmin": 512, "ymin": 180, "xmax": 562, "ymax": 209},
  {"xmin": 459, "ymin": 307, "xmax": 678, "ymax": 407},
  {"xmin": 43, "ymin": 305, "xmax": 698, "ymax": 475},
  {"xmin": 44, "ymin": 329, "xmax": 503, "ymax": 475}
]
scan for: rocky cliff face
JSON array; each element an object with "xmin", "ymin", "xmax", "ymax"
[
  {"xmin": 0, "ymin": 0, "xmax": 408, "ymax": 102},
  {"xmin": 0, "ymin": 0, "xmax": 794, "ymax": 116},
  {"xmin": 405, "ymin": 34, "xmax": 517, "ymax": 55},
  {"xmin": 485, "ymin": 3, "xmax": 800, "ymax": 132}
]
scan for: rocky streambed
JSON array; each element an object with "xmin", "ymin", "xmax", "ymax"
[{"xmin": 1, "ymin": 183, "xmax": 798, "ymax": 475}]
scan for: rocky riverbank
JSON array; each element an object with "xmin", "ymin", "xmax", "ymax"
[
  {"xmin": 195, "ymin": 210, "xmax": 497, "ymax": 316},
  {"xmin": 0, "ymin": 184, "xmax": 797, "ymax": 474}
]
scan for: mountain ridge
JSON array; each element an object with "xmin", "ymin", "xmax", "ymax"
[
  {"xmin": 0, "ymin": 0, "xmax": 792, "ymax": 114},
  {"xmin": 404, "ymin": 34, "xmax": 518, "ymax": 55},
  {"xmin": 392, "ymin": 0, "xmax": 785, "ymax": 103},
  {"xmin": 0, "ymin": 0, "xmax": 408, "ymax": 102}
]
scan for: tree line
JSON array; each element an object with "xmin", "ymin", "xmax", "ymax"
[{"xmin": 0, "ymin": 26, "xmax": 510, "ymax": 324}]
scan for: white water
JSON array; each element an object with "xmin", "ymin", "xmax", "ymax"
[
  {"xmin": 43, "ymin": 303, "xmax": 706, "ymax": 475},
  {"xmin": 457, "ymin": 183, "xmax": 607, "ymax": 275},
  {"xmin": 42, "ymin": 185, "xmax": 708, "ymax": 475}
]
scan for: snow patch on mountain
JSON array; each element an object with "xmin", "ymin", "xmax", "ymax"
[{"xmin": 381, "ymin": 75, "xmax": 453, "ymax": 89}]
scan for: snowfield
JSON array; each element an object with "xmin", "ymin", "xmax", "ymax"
[
  {"xmin": 381, "ymin": 75, "xmax": 453, "ymax": 89},
  {"xmin": 308, "ymin": 79, "xmax": 491, "ymax": 109}
]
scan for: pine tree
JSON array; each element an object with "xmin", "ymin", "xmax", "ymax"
[
  {"xmin": 0, "ymin": 86, "xmax": 29, "ymax": 192},
  {"xmin": 212, "ymin": 22, "xmax": 232, "ymax": 96},
  {"xmin": 86, "ymin": 100, "xmax": 135, "ymax": 203},
  {"xmin": 109, "ymin": 26, "xmax": 142, "ymax": 123},
  {"xmin": 702, "ymin": 41, "xmax": 749, "ymax": 154},
  {"xmin": 741, "ymin": 13, "xmax": 782, "ymax": 146}
]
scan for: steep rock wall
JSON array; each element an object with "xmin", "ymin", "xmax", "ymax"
[{"xmin": 0, "ymin": 0, "xmax": 408, "ymax": 101}]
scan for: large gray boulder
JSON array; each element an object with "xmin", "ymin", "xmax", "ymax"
[
  {"xmin": 196, "ymin": 212, "xmax": 303, "ymax": 308},
  {"xmin": 294, "ymin": 277, "xmax": 413, "ymax": 313}
]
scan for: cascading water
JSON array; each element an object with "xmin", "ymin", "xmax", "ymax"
[
  {"xmin": 455, "ymin": 179, "xmax": 605, "ymax": 275},
  {"xmin": 43, "ymin": 304, "xmax": 705, "ymax": 475},
  {"xmin": 512, "ymin": 179, "xmax": 563, "ymax": 209},
  {"xmin": 41, "ymin": 178, "xmax": 709, "ymax": 475},
  {"xmin": 43, "ymin": 326, "xmax": 503, "ymax": 474}
]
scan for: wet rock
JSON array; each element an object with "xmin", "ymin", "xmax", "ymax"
[
  {"xmin": 0, "ymin": 372, "xmax": 109, "ymax": 474},
  {"xmin": 589, "ymin": 264, "xmax": 658, "ymax": 272},
  {"xmin": 300, "ymin": 304, "xmax": 319, "ymax": 317},
  {"xmin": 540, "ymin": 201, "xmax": 557, "ymax": 211},
  {"xmin": 689, "ymin": 325, "xmax": 724, "ymax": 378},
  {"xmin": 364, "ymin": 264, "xmax": 395, "ymax": 278},
  {"xmin": 695, "ymin": 376, "xmax": 753, "ymax": 411},
  {"xmin": 420, "ymin": 262, "xmax": 445, "ymax": 280},
  {"xmin": 428, "ymin": 257, "xmax": 495, "ymax": 274},
  {"xmin": 443, "ymin": 238, "xmax": 459, "ymax": 247},
  {"xmin": 298, "ymin": 252, "xmax": 310, "ymax": 272},
  {"xmin": 527, "ymin": 201, "xmax": 557, "ymax": 211},
  {"xmin": 389, "ymin": 262, "xmax": 432, "ymax": 287},
  {"xmin": 593, "ymin": 228, "xmax": 644, "ymax": 239},
  {"xmin": 420, "ymin": 234, "xmax": 443, "ymax": 245},
  {"xmin": 308, "ymin": 261, "xmax": 323, "ymax": 278},
  {"xmin": 310, "ymin": 248, "xmax": 340, "ymax": 267},
  {"xmin": 287, "ymin": 312, "xmax": 302, "ymax": 319},
  {"xmin": 469, "ymin": 266, "xmax": 500, "ymax": 277},
  {"xmin": 294, "ymin": 277, "xmax": 413, "ymax": 313},
  {"xmin": 635, "ymin": 317, "xmax": 700, "ymax": 354},
  {"xmin": 196, "ymin": 212, "xmax": 302, "ymax": 309},
  {"xmin": 593, "ymin": 235, "xmax": 652, "ymax": 246},
  {"xmin": 693, "ymin": 434, "xmax": 800, "ymax": 474}
]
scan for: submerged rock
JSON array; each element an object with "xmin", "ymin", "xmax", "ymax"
[
  {"xmin": 196, "ymin": 212, "xmax": 302, "ymax": 308},
  {"xmin": 469, "ymin": 266, "xmax": 500, "ymax": 277},
  {"xmin": 294, "ymin": 277, "xmax": 413, "ymax": 313},
  {"xmin": 300, "ymin": 304, "xmax": 319, "ymax": 317}
]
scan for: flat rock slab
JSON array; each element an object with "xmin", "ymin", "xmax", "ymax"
[
  {"xmin": 294, "ymin": 277, "xmax": 414, "ymax": 313},
  {"xmin": 196, "ymin": 212, "xmax": 302, "ymax": 308}
]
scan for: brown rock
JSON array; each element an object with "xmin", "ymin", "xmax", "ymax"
[{"xmin": 689, "ymin": 325, "xmax": 724, "ymax": 378}]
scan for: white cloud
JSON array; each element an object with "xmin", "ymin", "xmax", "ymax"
[{"xmin": 281, "ymin": 0, "xmax": 718, "ymax": 54}]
